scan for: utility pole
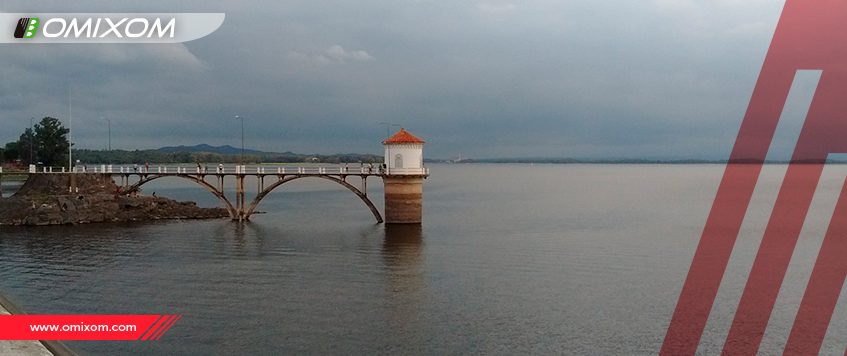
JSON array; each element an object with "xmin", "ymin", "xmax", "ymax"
[
  {"xmin": 235, "ymin": 115, "xmax": 245, "ymax": 164},
  {"xmin": 378, "ymin": 122, "xmax": 400, "ymax": 174},
  {"xmin": 378, "ymin": 122, "xmax": 401, "ymax": 139},
  {"xmin": 102, "ymin": 117, "xmax": 111, "ymax": 151},
  {"xmin": 68, "ymin": 86, "xmax": 72, "ymax": 171},
  {"xmin": 29, "ymin": 117, "xmax": 34, "ymax": 165}
]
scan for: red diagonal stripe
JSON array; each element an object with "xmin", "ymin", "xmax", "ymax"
[
  {"xmin": 784, "ymin": 178, "xmax": 847, "ymax": 355},
  {"xmin": 155, "ymin": 314, "xmax": 182, "ymax": 340},
  {"xmin": 149, "ymin": 314, "xmax": 178, "ymax": 341},
  {"xmin": 141, "ymin": 314, "xmax": 170, "ymax": 341},
  {"xmin": 137, "ymin": 314, "xmax": 166, "ymax": 340}
]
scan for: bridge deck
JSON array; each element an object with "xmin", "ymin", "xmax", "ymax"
[
  {"xmin": 0, "ymin": 165, "xmax": 429, "ymax": 177},
  {"xmin": 0, "ymin": 165, "xmax": 428, "ymax": 222}
]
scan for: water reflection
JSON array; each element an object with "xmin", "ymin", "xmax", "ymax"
[
  {"xmin": 382, "ymin": 224, "xmax": 424, "ymax": 271},
  {"xmin": 231, "ymin": 221, "xmax": 247, "ymax": 253},
  {"xmin": 0, "ymin": 224, "xmax": 154, "ymax": 268},
  {"xmin": 207, "ymin": 220, "xmax": 274, "ymax": 258},
  {"xmin": 382, "ymin": 225, "xmax": 427, "ymax": 338}
]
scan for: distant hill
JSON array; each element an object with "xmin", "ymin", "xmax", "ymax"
[
  {"xmin": 72, "ymin": 144, "xmax": 383, "ymax": 164},
  {"xmin": 157, "ymin": 144, "xmax": 269, "ymax": 155}
]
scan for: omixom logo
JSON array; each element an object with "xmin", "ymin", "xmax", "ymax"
[
  {"xmin": 13, "ymin": 17, "xmax": 39, "ymax": 38},
  {"xmin": 2, "ymin": 13, "xmax": 224, "ymax": 43},
  {"xmin": 17, "ymin": 17, "xmax": 175, "ymax": 39}
]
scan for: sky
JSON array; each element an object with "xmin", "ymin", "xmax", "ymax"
[{"xmin": 0, "ymin": 0, "xmax": 789, "ymax": 159}]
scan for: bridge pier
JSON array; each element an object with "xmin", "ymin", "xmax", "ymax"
[
  {"xmin": 258, "ymin": 175, "xmax": 264, "ymax": 194},
  {"xmin": 235, "ymin": 175, "xmax": 246, "ymax": 221},
  {"xmin": 383, "ymin": 175, "xmax": 424, "ymax": 224}
]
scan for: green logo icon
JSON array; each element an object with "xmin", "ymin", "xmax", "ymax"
[{"xmin": 14, "ymin": 17, "xmax": 39, "ymax": 39}]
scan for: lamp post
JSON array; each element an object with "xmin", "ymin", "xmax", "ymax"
[
  {"xmin": 378, "ymin": 122, "xmax": 401, "ymax": 139},
  {"xmin": 29, "ymin": 117, "xmax": 34, "ymax": 165},
  {"xmin": 378, "ymin": 122, "xmax": 400, "ymax": 175},
  {"xmin": 235, "ymin": 115, "xmax": 245, "ymax": 164},
  {"xmin": 68, "ymin": 86, "xmax": 72, "ymax": 170},
  {"xmin": 102, "ymin": 117, "xmax": 111, "ymax": 151}
]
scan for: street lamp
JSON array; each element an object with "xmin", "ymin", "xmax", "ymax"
[
  {"xmin": 29, "ymin": 117, "xmax": 34, "ymax": 165},
  {"xmin": 378, "ymin": 122, "xmax": 401, "ymax": 174},
  {"xmin": 235, "ymin": 115, "xmax": 245, "ymax": 164},
  {"xmin": 378, "ymin": 122, "xmax": 401, "ymax": 139},
  {"xmin": 102, "ymin": 117, "xmax": 111, "ymax": 152},
  {"xmin": 68, "ymin": 86, "xmax": 73, "ymax": 170}
]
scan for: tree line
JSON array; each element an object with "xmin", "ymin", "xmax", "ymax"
[
  {"xmin": 72, "ymin": 150, "xmax": 384, "ymax": 164},
  {"xmin": 1, "ymin": 117, "xmax": 70, "ymax": 166},
  {"xmin": 1, "ymin": 118, "xmax": 383, "ymax": 166}
]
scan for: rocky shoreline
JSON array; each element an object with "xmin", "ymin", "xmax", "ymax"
[{"xmin": 0, "ymin": 174, "xmax": 229, "ymax": 226}]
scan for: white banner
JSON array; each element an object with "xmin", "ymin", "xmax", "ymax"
[{"xmin": 0, "ymin": 13, "xmax": 224, "ymax": 43}]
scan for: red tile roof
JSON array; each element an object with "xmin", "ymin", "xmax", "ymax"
[{"xmin": 383, "ymin": 128, "xmax": 425, "ymax": 144}]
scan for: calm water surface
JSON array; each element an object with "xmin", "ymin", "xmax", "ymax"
[{"xmin": 2, "ymin": 164, "xmax": 847, "ymax": 355}]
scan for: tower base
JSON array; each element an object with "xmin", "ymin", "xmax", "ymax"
[{"xmin": 383, "ymin": 175, "xmax": 424, "ymax": 224}]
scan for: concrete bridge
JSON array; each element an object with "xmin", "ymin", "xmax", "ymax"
[
  {"xmin": 0, "ymin": 164, "xmax": 428, "ymax": 223},
  {"xmin": 0, "ymin": 128, "xmax": 430, "ymax": 224}
]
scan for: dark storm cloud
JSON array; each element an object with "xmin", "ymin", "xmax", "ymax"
[{"xmin": 0, "ymin": 0, "xmax": 785, "ymax": 159}]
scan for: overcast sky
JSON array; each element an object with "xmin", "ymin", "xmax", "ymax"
[{"xmin": 0, "ymin": 0, "xmax": 788, "ymax": 159}]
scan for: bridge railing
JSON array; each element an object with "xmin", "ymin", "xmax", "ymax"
[
  {"xmin": 15, "ymin": 165, "xmax": 429, "ymax": 176},
  {"xmin": 21, "ymin": 165, "xmax": 73, "ymax": 174},
  {"xmin": 384, "ymin": 168, "xmax": 430, "ymax": 175}
]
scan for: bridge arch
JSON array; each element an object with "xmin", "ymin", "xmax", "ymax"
[
  {"xmin": 124, "ymin": 174, "xmax": 237, "ymax": 219},
  {"xmin": 245, "ymin": 175, "xmax": 383, "ymax": 223}
]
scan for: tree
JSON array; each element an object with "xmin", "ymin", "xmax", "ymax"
[
  {"xmin": 34, "ymin": 117, "xmax": 69, "ymax": 166},
  {"xmin": 3, "ymin": 141, "xmax": 20, "ymax": 162},
  {"xmin": 17, "ymin": 128, "xmax": 35, "ymax": 165}
]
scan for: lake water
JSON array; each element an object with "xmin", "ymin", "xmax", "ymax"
[{"xmin": 2, "ymin": 164, "xmax": 847, "ymax": 355}]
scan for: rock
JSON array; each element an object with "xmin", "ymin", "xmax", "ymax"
[{"xmin": 0, "ymin": 174, "xmax": 229, "ymax": 226}]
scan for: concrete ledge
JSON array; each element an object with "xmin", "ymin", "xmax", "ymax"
[{"xmin": 0, "ymin": 293, "xmax": 77, "ymax": 356}]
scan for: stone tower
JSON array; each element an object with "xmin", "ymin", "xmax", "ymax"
[{"xmin": 382, "ymin": 128, "xmax": 428, "ymax": 224}]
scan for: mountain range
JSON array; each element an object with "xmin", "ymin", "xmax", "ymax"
[{"xmin": 156, "ymin": 144, "xmax": 275, "ymax": 155}]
